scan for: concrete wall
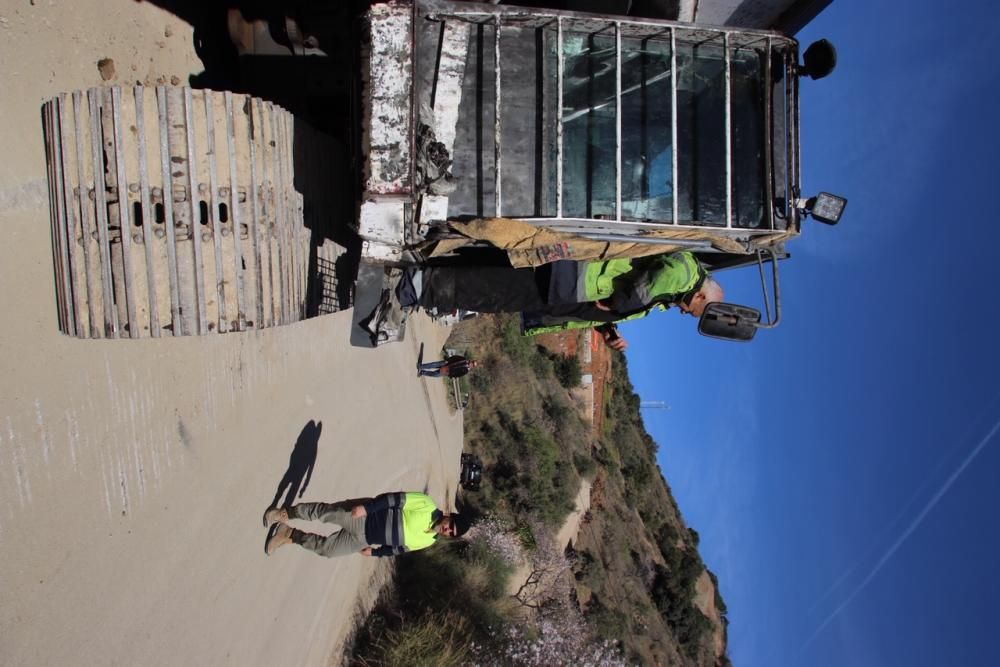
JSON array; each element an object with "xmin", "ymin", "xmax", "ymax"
[
  {"xmin": 693, "ymin": 0, "xmax": 833, "ymax": 34},
  {"xmin": 539, "ymin": 0, "xmax": 832, "ymax": 34}
]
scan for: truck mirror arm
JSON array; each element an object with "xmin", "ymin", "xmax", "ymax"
[{"xmin": 754, "ymin": 247, "xmax": 781, "ymax": 330}]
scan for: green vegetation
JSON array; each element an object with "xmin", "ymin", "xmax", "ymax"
[
  {"xmin": 358, "ymin": 609, "xmax": 472, "ymax": 667},
  {"xmin": 552, "ymin": 353, "xmax": 583, "ymax": 388},
  {"xmin": 348, "ymin": 315, "xmax": 729, "ymax": 666},
  {"xmin": 458, "ymin": 316, "xmax": 591, "ymax": 527},
  {"xmin": 350, "ymin": 542, "xmax": 503, "ymax": 666},
  {"xmin": 569, "ymin": 350, "xmax": 730, "ymax": 663}
]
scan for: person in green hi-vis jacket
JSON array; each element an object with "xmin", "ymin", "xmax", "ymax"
[
  {"xmin": 263, "ymin": 492, "xmax": 468, "ymax": 558},
  {"xmin": 398, "ymin": 250, "xmax": 724, "ymax": 351}
]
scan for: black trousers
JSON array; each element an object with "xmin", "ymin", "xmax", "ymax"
[
  {"xmin": 419, "ymin": 265, "xmax": 549, "ymax": 313},
  {"xmin": 419, "ymin": 264, "xmax": 620, "ymax": 324}
]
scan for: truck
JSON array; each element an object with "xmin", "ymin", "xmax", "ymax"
[
  {"xmin": 41, "ymin": 0, "xmax": 843, "ymax": 343},
  {"xmin": 351, "ymin": 0, "xmax": 844, "ymax": 346}
]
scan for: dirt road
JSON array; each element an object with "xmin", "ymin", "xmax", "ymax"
[{"xmin": 0, "ymin": 2, "xmax": 463, "ymax": 665}]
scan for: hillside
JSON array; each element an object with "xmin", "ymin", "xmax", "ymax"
[
  {"xmin": 349, "ymin": 314, "xmax": 729, "ymax": 666},
  {"xmin": 573, "ymin": 349, "xmax": 730, "ymax": 665}
]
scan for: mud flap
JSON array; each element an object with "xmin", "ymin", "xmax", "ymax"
[{"xmin": 350, "ymin": 261, "xmax": 407, "ymax": 348}]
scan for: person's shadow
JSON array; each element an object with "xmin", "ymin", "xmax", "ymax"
[{"xmin": 267, "ymin": 420, "xmax": 321, "ymax": 512}]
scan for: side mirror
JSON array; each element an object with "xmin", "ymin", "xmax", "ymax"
[{"xmin": 698, "ymin": 302, "xmax": 762, "ymax": 342}]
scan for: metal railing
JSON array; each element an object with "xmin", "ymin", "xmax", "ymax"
[{"xmin": 425, "ymin": 5, "xmax": 799, "ymax": 248}]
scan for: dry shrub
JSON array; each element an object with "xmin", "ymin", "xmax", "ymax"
[{"xmin": 364, "ymin": 610, "xmax": 472, "ymax": 667}]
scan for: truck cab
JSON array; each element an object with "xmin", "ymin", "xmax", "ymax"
[{"xmin": 353, "ymin": 0, "xmax": 842, "ymax": 346}]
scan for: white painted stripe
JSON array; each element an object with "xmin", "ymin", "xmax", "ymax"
[
  {"xmin": 8, "ymin": 417, "xmax": 30, "ymax": 507},
  {"xmin": 35, "ymin": 399, "xmax": 52, "ymax": 467},
  {"xmin": 65, "ymin": 409, "xmax": 79, "ymax": 469}
]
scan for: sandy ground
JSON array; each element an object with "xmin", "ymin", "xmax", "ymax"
[
  {"xmin": 0, "ymin": 2, "xmax": 463, "ymax": 665},
  {"xmin": 507, "ymin": 479, "xmax": 592, "ymax": 597},
  {"xmin": 555, "ymin": 479, "xmax": 592, "ymax": 551}
]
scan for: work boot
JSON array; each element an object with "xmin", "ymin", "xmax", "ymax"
[
  {"xmin": 265, "ymin": 522, "xmax": 294, "ymax": 556},
  {"xmin": 262, "ymin": 506, "xmax": 290, "ymax": 528}
]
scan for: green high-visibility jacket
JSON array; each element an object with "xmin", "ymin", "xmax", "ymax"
[
  {"xmin": 399, "ymin": 492, "xmax": 439, "ymax": 551},
  {"xmin": 364, "ymin": 491, "xmax": 441, "ymax": 557},
  {"xmin": 524, "ymin": 251, "xmax": 705, "ymax": 336}
]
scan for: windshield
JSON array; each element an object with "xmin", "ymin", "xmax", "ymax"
[
  {"xmin": 559, "ymin": 34, "xmax": 767, "ymax": 227},
  {"xmin": 438, "ymin": 11, "xmax": 795, "ymax": 234}
]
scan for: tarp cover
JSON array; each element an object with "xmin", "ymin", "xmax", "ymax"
[{"xmin": 421, "ymin": 218, "xmax": 797, "ymax": 267}]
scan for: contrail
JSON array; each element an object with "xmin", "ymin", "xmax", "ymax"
[
  {"xmin": 806, "ymin": 437, "xmax": 960, "ymax": 613},
  {"xmin": 807, "ymin": 391, "xmax": 1000, "ymax": 613},
  {"xmin": 801, "ymin": 413, "xmax": 1000, "ymax": 651}
]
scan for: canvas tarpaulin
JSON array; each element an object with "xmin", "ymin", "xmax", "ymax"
[{"xmin": 421, "ymin": 218, "xmax": 798, "ymax": 268}]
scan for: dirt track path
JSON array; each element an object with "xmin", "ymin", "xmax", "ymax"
[
  {"xmin": 506, "ymin": 479, "xmax": 592, "ymax": 597},
  {"xmin": 0, "ymin": 3, "xmax": 463, "ymax": 665}
]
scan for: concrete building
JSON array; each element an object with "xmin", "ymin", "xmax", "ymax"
[{"xmin": 504, "ymin": 0, "xmax": 833, "ymax": 34}]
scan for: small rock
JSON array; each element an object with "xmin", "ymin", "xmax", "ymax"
[
  {"xmin": 170, "ymin": 75, "xmax": 181, "ymax": 86},
  {"xmin": 164, "ymin": 25, "xmax": 172, "ymax": 38},
  {"xmin": 97, "ymin": 58, "xmax": 115, "ymax": 81}
]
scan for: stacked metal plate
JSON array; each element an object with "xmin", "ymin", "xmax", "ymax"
[{"xmin": 42, "ymin": 86, "xmax": 310, "ymax": 338}]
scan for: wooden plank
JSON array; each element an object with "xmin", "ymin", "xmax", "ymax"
[
  {"xmin": 110, "ymin": 87, "xmax": 139, "ymax": 338},
  {"xmin": 266, "ymin": 102, "xmax": 289, "ymax": 324},
  {"xmin": 43, "ymin": 102, "xmax": 71, "ymax": 334},
  {"xmin": 183, "ymin": 87, "xmax": 208, "ymax": 335},
  {"xmin": 73, "ymin": 91, "xmax": 100, "ymax": 337},
  {"xmin": 134, "ymin": 87, "xmax": 161, "ymax": 337},
  {"xmin": 278, "ymin": 109, "xmax": 301, "ymax": 319},
  {"xmin": 257, "ymin": 97, "xmax": 277, "ymax": 328},
  {"xmin": 56, "ymin": 95, "xmax": 85, "ymax": 336},
  {"xmin": 224, "ymin": 92, "xmax": 248, "ymax": 330},
  {"xmin": 88, "ymin": 88, "xmax": 118, "ymax": 338},
  {"xmin": 203, "ymin": 90, "xmax": 228, "ymax": 333},
  {"xmin": 156, "ymin": 86, "xmax": 182, "ymax": 334},
  {"xmin": 245, "ymin": 94, "xmax": 266, "ymax": 329}
]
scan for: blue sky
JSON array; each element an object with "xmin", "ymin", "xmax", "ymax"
[{"xmin": 625, "ymin": 1, "xmax": 1000, "ymax": 665}]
